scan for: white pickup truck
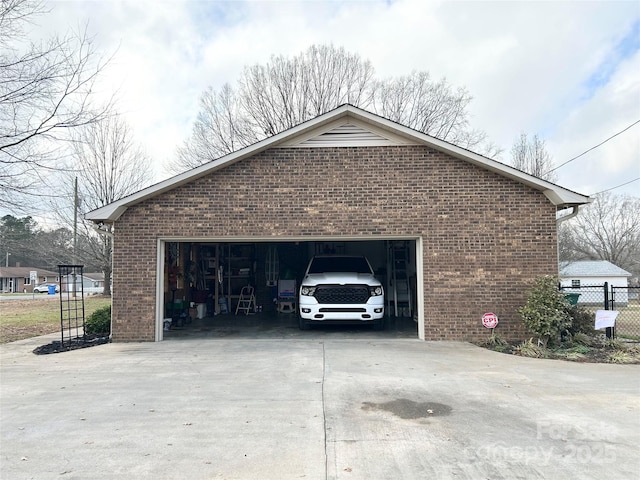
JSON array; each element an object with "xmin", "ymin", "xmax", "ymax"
[{"xmin": 298, "ymin": 255, "xmax": 385, "ymax": 330}]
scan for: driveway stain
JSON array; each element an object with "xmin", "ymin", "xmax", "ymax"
[{"xmin": 362, "ymin": 398, "xmax": 452, "ymax": 419}]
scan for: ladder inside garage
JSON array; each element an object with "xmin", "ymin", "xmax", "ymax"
[{"xmin": 388, "ymin": 241, "xmax": 412, "ymax": 318}]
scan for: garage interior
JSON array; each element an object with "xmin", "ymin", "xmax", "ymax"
[{"xmin": 161, "ymin": 239, "xmax": 419, "ymax": 338}]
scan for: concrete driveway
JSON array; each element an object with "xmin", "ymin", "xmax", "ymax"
[{"xmin": 1, "ymin": 334, "xmax": 639, "ymax": 480}]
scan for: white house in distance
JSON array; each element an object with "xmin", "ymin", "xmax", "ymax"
[
  {"xmin": 559, "ymin": 260, "xmax": 632, "ymax": 306},
  {"xmin": 60, "ymin": 273, "xmax": 104, "ymax": 294}
]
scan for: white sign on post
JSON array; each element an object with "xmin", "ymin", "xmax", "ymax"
[
  {"xmin": 30, "ymin": 271, "xmax": 37, "ymax": 297},
  {"xmin": 595, "ymin": 310, "xmax": 619, "ymax": 330}
]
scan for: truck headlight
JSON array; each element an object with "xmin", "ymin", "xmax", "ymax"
[
  {"xmin": 369, "ymin": 286, "xmax": 383, "ymax": 296},
  {"xmin": 301, "ymin": 286, "xmax": 316, "ymax": 296}
]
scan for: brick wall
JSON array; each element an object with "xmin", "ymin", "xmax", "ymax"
[{"xmin": 112, "ymin": 145, "xmax": 557, "ymax": 342}]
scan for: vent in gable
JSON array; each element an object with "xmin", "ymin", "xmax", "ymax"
[{"xmin": 296, "ymin": 123, "xmax": 399, "ymax": 147}]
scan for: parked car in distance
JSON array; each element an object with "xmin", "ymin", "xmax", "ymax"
[
  {"xmin": 33, "ymin": 283, "xmax": 59, "ymax": 293},
  {"xmin": 298, "ymin": 255, "xmax": 385, "ymax": 330}
]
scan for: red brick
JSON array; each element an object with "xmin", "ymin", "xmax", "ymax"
[{"xmin": 111, "ymin": 146, "xmax": 556, "ymax": 342}]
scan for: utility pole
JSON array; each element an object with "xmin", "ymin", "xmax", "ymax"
[
  {"xmin": 5, "ymin": 251, "xmax": 9, "ymax": 267},
  {"xmin": 72, "ymin": 177, "xmax": 78, "ymax": 297},
  {"xmin": 73, "ymin": 177, "xmax": 78, "ymax": 264}
]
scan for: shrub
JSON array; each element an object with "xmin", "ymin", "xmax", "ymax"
[
  {"xmin": 628, "ymin": 344, "xmax": 640, "ymax": 355},
  {"xmin": 480, "ymin": 332, "xmax": 507, "ymax": 348},
  {"xmin": 566, "ymin": 305, "xmax": 596, "ymax": 336},
  {"xmin": 513, "ymin": 338, "xmax": 546, "ymax": 358},
  {"xmin": 608, "ymin": 350, "xmax": 635, "ymax": 364},
  {"xmin": 85, "ymin": 305, "xmax": 111, "ymax": 336},
  {"xmin": 606, "ymin": 339, "xmax": 628, "ymax": 351},
  {"xmin": 572, "ymin": 332, "xmax": 593, "ymax": 347},
  {"xmin": 569, "ymin": 344, "xmax": 592, "ymax": 355},
  {"xmin": 556, "ymin": 350, "xmax": 586, "ymax": 361},
  {"xmin": 518, "ymin": 276, "xmax": 571, "ymax": 347}
]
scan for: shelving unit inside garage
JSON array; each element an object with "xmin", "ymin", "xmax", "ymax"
[{"xmin": 165, "ymin": 242, "xmax": 256, "ymax": 319}]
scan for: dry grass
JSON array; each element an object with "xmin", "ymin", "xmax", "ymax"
[
  {"xmin": 0, "ymin": 295, "xmax": 112, "ymax": 343},
  {"xmin": 616, "ymin": 303, "xmax": 640, "ymax": 339},
  {"xmin": 575, "ymin": 300, "xmax": 640, "ymax": 340}
]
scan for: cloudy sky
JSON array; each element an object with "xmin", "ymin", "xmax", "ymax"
[{"xmin": 39, "ymin": 0, "xmax": 639, "ymax": 198}]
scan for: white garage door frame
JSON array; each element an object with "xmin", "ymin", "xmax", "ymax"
[{"xmin": 155, "ymin": 235, "xmax": 425, "ymax": 342}]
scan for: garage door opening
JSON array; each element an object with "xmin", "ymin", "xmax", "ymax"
[{"xmin": 158, "ymin": 239, "xmax": 420, "ymax": 340}]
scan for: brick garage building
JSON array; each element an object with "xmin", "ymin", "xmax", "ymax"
[{"xmin": 86, "ymin": 105, "xmax": 590, "ymax": 342}]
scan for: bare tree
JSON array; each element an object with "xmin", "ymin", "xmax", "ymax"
[
  {"xmin": 176, "ymin": 84, "xmax": 260, "ymax": 170},
  {"xmin": 558, "ymin": 222, "xmax": 581, "ymax": 263},
  {"xmin": 0, "ymin": 0, "xmax": 110, "ymax": 209},
  {"xmin": 60, "ymin": 113, "xmax": 152, "ymax": 295},
  {"xmin": 559, "ymin": 193, "xmax": 640, "ymax": 280},
  {"xmin": 510, "ymin": 132, "xmax": 557, "ymax": 182},
  {"xmin": 170, "ymin": 44, "xmax": 499, "ymax": 174},
  {"xmin": 239, "ymin": 45, "xmax": 375, "ymax": 136}
]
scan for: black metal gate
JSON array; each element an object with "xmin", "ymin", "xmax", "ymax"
[{"xmin": 560, "ymin": 283, "xmax": 640, "ymax": 340}]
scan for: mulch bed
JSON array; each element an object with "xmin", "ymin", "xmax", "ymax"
[
  {"xmin": 33, "ymin": 335, "xmax": 110, "ymax": 355},
  {"xmin": 476, "ymin": 336, "xmax": 640, "ymax": 364}
]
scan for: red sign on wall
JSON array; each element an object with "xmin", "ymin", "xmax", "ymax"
[{"xmin": 482, "ymin": 312, "xmax": 499, "ymax": 329}]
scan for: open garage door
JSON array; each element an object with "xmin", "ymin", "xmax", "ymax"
[{"xmin": 156, "ymin": 238, "xmax": 422, "ymax": 340}]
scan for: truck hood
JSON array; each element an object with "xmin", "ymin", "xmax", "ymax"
[{"xmin": 303, "ymin": 272, "xmax": 382, "ymax": 286}]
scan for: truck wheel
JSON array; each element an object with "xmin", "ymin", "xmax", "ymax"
[
  {"xmin": 373, "ymin": 318, "xmax": 385, "ymax": 331},
  {"xmin": 299, "ymin": 315, "xmax": 311, "ymax": 331}
]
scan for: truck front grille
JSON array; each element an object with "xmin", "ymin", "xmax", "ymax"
[{"xmin": 314, "ymin": 285, "xmax": 370, "ymax": 304}]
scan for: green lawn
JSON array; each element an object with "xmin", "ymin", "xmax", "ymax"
[{"xmin": 0, "ymin": 295, "xmax": 112, "ymax": 343}]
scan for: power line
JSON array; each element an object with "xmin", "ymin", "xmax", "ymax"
[
  {"xmin": 591, "ymin": 177, "xmax": 640, "ymax": 196},
  {"xmin": 544, "ymin": 119, "xmax": 640, "ymax": 175}
]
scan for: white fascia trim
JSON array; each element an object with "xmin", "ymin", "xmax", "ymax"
[
  {"xmin": 157, "ymin": 234, "xmax": 420, "ymax": 243},
  {"xmin": 155, "ymin": 239, "xmax": 165, "ymax": 342},
  {"xmin": 85, "ymin": 104, "xmax": 590, "ymax": 221},
  {"xmin": 345, "ymin": 107, "xmax": 591, "ymax": 207},
  {"xmin": 415, "ymin": 236, "xmax": 425, "ymax": 341},
  {"xmin": 544, "ymin": 189, "xmax": 593, "ymax": 207},
  {"xmin": 85, "ymin": 107, "xmax": 356, "ymax": 222}
]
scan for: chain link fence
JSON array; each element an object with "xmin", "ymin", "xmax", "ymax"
[
  {"xmin": 612, "ymin": 286, "xmax": 640, "ymax": 340},
  {"xmin": 560, "ymin": 284, "xmax": 640, "ymax": 340}
]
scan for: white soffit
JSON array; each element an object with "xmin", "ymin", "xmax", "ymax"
[{"xmin": 278, "ymin": 118, "xmax": 415, "ymax": 147}]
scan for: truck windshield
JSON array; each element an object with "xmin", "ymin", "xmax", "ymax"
[{"xmin": 307, "ymin": 256, "xmax": 372, "ymax": 274}]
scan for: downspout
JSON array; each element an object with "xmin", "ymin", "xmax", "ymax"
[
  {"xmin": 556, "ymin": 205, "xmax": 580, "ymax": 224},
  {"xmin": 91, "ymin": 221, "xmax": 114, "ymax": 238},
  {"xmin": 555, "ymin": 205, "xmax": 580, "ymax": 278}
]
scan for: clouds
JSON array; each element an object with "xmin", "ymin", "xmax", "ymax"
[
  {"xmin": 549, "ymin": 48, "xmax": 640, "ymax": 196},
  {"xmin": 41, "ymin": 0, "xmax": 638, "ymax": 197}
]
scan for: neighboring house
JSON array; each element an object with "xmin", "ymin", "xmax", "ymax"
[
  {"xmin": 560, "ymin": 260, "xmax": 632, "ymax": 306},
  {"xmin": 85, "ymin": 104, "xmax": 590, "ymax": 342},
  {"xmin": 84, "ymin": 273, "xmax": 105, "ymax": 289},
  {"xmin": 60, "ymin": 274, "xmax": 104, "ymax": 294},
  {"xmin": 0, "ymin": 267, "xmax": 59, "ymax": 293}
]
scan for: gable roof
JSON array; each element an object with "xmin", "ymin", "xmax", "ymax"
[
  {"xmin": 560, "ymin": 261, "xmax": 632, "ymax": 278},
  {"xmin": 86, "ymin": 104, "xmax": 591, "ymax": 223},
  {"xmin": 83, "ymin": 272, "xmax": 105, "ymax": 281},
  {"xmin": 60, "ymin": 273, "xmax": 102, "ymax": 280},
  {"xmin": 0, "ymin": 267, "xmax": 59, "ymax": 279}
]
